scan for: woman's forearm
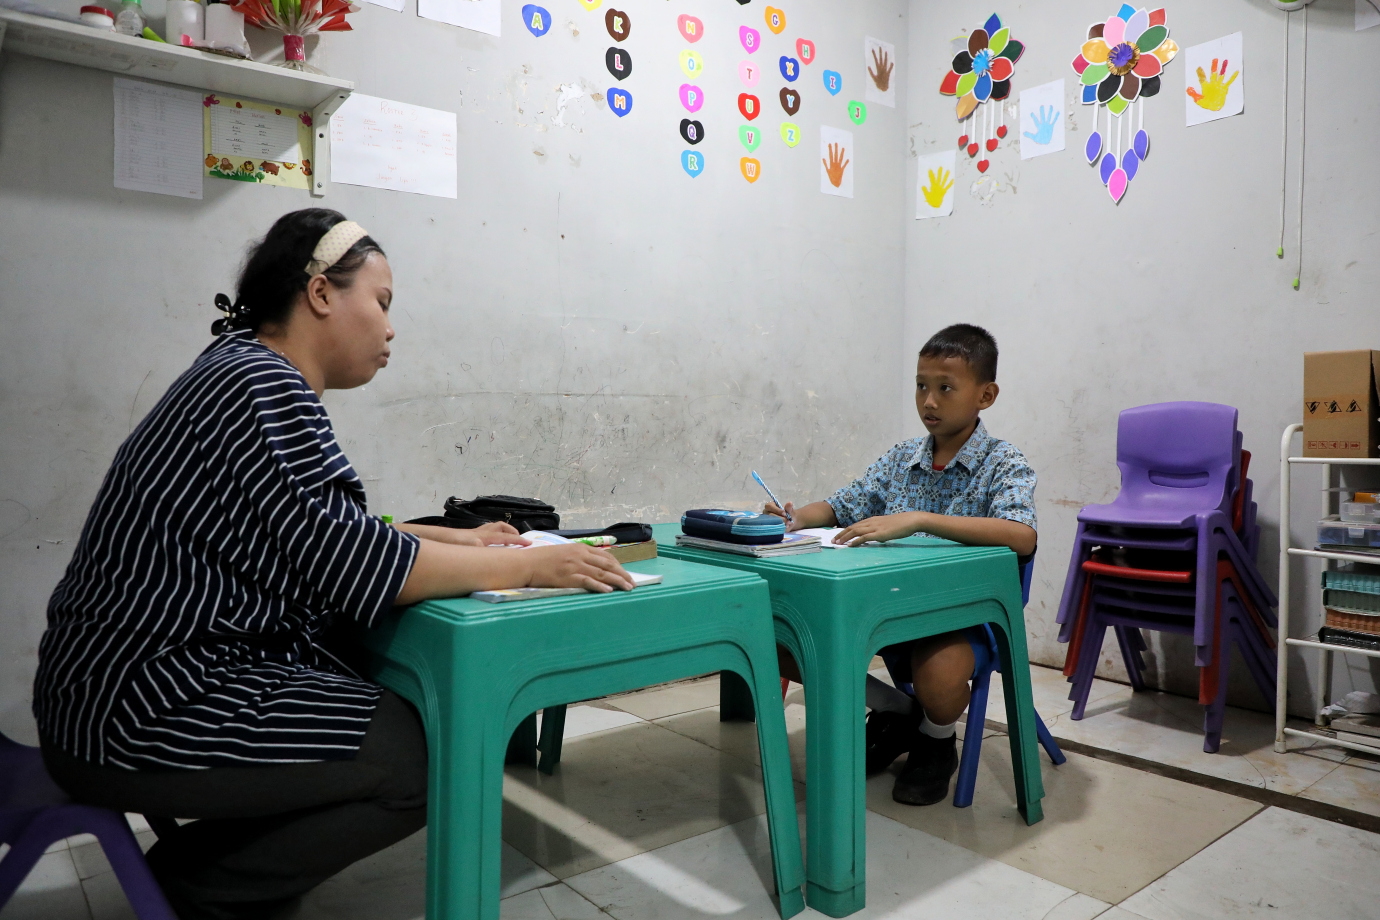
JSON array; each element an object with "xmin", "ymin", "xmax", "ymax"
[{"xmin": 394, "ymin": 542, "xmax": 533, "ymax": 605}]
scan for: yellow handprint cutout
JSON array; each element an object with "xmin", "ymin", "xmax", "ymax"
[
  {"xmin": 922, "ymin": 166, "xmax": 953, "ymax": 208},
  {"xmin": 1186, "ymin": 57, "xmax": 1239, "ymax": 112}
]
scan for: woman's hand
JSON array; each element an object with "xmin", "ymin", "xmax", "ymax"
[
  {"xmin": 526, "ymin": 544, "xmax": 635, "ymax": 593},
  {"xmin": 394, "ymin": 521, "xmax": 530, "ymax": 547},
  {"xmin": 472, "ymin": 521, "xmax": 531, "ymax": 545}
]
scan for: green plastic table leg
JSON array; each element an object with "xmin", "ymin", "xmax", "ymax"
[
  {"xmin": 989, "ymin": 617, "xmax": 1045, "ymax": 826},
  {"xmin": 720, "ymin": 669, "xmax": 757, "ymax": 722},
  {"xmin": 537, "ymin": 705, "xmax": 566, "ymax": 775},
  {"xmin": 742, "ymin": 654, "xmax": 806, "ymax": 919},
  {"xmin": 505, "ymin": 712, "xmax": 538, "ymax": 767}
]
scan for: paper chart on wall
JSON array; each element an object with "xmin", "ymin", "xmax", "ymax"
[
  {"xmin": 330, "ymin": 93, "xmax": 458, "ymax": 199},
  {"xmin": 112, "ymin": 78, "xmax": 203, "ymax": 199},
  {"xmin": 418, "ymin": 0, "xmax": 500, "ymax": 37},
  {"xmin": 915, "ymin": 149, "xmax": 955, "ymax": 219},
  {"xmin": 204, "ymin": 95, "xmax": 311, "ymax": 189},
  {"xmin": 820, "ymin": 125, "xmax": 854, "ymax": 198},
  {"xmin": 1184, "ymin": 32, "xmax": 1243, "ymax": 127},
  {"xmin": 1358, "ymin": 0, "xmax": 1380, "ymax": 31},
  {"xmin": 864, "ymin": 36, "xmax": 896, "ymax": 108},
  {"xmin": 1018, "ymin": 79, "xmax": 1065, "ymax": 160}
]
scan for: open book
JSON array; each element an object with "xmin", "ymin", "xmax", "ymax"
[{"xmin": 470, "ymin": 532, "xmax": 662, "ymax": 603}]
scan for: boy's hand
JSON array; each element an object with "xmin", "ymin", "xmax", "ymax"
[
  {"xmin": 834, "ymin": 512, "xmax": 924, "ymax": 546},
  {"xmin": 763, "ymin": 501, "xmax": 804, "ymax": 532}
]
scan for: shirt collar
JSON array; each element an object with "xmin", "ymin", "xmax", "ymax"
[{"xmin": 909, "ymin": 419, "xmax": 991, "ymax": 473}]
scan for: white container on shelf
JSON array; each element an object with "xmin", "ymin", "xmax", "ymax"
[
  {"xmin": 79, "ymin": 5, "xmax": 115, "ymax": 29},
  {"xmin": 164, "ymin": 0, "xmax": 204, "ymax": 43},
  {"xmin": 204, "ymin": 1, "xmax": 246, "ymax": 50},
  {"xmin": 1340, "ymin": 501, "xmax": 1379, "ymax": 523}
]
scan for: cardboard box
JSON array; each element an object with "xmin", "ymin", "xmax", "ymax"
[{"xmin": 1303, "ymin": 350, "xmax": 1380, "ymax": 458}]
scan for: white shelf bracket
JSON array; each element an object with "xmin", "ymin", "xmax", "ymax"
[{"xmin": 309, "ymin": 90, "xmax": 349, "ymax": 199}]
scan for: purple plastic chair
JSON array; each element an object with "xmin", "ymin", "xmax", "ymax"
[
  {"xmin": 1055, "ymin": 403, "xmax": 1274, "ymax": 666},
  {"xmin": 0, "ymin": 732, "xmax": 176, "ymax": 919},
  {"xmin": 1070, "ymin": 577, "xmax": 1275, "ymax": 752}
]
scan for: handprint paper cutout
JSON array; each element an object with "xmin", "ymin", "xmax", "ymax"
[
  {"xmin": 1183, "ymin": 32, "xmax": 1244, "ymax": 127},
  {"xmin": 1018, "ymin": 78, "xmax": 1065, "ymax": 159},
  {"xmin": 865, "ymin": 37, "xmax": 896, "ymax": 107},
  {"xmin": 916, "ymin": 149, "xmax": 956, "ymax": 219},
  {"xmin": 820, "ymin": 125, "xmax": 854, "ymax": 198}
]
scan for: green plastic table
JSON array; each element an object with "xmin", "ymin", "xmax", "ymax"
[
  {"xmin": 654, "ymin": 524, "xmax": 1045, "ymax": 918},
  {"xmin": 358, "ymin": 555, "xmax": 805, "ymax": 920}
]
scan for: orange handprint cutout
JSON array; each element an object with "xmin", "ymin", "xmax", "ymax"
[
  {"xmin": 868, "ymin": 46, "xmax": 893, "ymax": 92},
  {"xmin": 1186, "ymin": 57, "xmax": 1238, "ymax": 112},
  {"xmin": 823, "ymin": 141, "xmax": 849, "ymax": 188}
]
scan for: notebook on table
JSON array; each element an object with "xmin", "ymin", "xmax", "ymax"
[{"xmin": 674, "ymin": 531, "xmax": 821, "ymax": 557}]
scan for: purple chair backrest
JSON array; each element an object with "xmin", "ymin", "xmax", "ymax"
[{"xmin": 1115, "ymin": 402, "xmax": 1239, "ymax": 515}]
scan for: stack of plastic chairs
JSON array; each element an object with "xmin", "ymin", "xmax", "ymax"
[{"xmin": 1054, "ymin": 402, "xmax": 1277, "ymax": 753}]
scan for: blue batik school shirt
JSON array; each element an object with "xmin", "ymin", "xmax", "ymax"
[
  {"xmin": 826, "ymin": 420, "xmax": 1038, "ymax": 532},
  {"xmin": 34, "ymin": 329, "xmax": 421, "ymax": 770}
]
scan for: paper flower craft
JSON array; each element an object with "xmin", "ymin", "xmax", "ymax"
[
  {"xmin": 939, "ymin": 13, "xmax": 1024, "ymax": 174},
  {"xmin": 230, "ymin": 0, "xmax": 360, "ymax": 72},
  {"xmin": 1071, "ymin": 5, "xmax": 1177, "ymax": 203}
]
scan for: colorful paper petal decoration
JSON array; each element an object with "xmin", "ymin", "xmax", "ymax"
[
  {"xmin": 1132, "ymin": 53, "xmax": 1162, "ymax": 79},
  {"xmin": 1134, "ymin": 127, "xmax": 1150, "ymax": 159},
  {"xmin": 1082, "ymin": 38, "xmax": 1110, "ymax": 63},
  {"xmin": 1097, "ymin": 74, "xmax": 1121, "ymax": 102},
  {"xmin": 1119, "ymin": 73, "xmax": 1140, "ymax": 100},
  {"xmin": 1148, "ymin": 8, "xmax": 1165, "ymax": 27},
  {"xmin": 1107, "ymin": 94, "xmax": 1129, "ymax": 115},
  {"xmin": 1082, "ymin": 62, "xmax": 1109, "ymax": 86},
  {"xmin": 1121, "ymin": 147, "xmax": 1139, "ymax": 180},
  {"xmin": 1086, "ymin": 129, "xmax": 1103, "ymax": 164},
  {"xmin": 1103, "ymin": 15, "xmax": 1125, "ymax": 46},
  {"xmin": 1089, "ymin": 23, "xmax": 1104, "ymax": 40},
  {"xmin": 1140, "ymin": 75, "xmax": 1161, "ymax": 97},
  {"xmin": 1081, "ymin": 84, "xmax": 1098, "ymax": 104},
  {"xmin": 1117, "ymin": 3, "xmax": 1137, "ymax": 19},
  {"xmin": 1100, "ymin": 151, "xmax": 1116, "ymax": 184},
  {"xmin": 1072, "ymin": 53, "xmax": 1090, "ymax": 75},
  {"xmin": 1108, "ymin": 167, "xmax": 1128, "ymax": 202},
  {"xmin": 1124, "ymin": 8, "xmax": 1149, "ymax": 44},
  {"xmin": 940, "ymin": 13, "xmax": 1023, "ymax": 122}
]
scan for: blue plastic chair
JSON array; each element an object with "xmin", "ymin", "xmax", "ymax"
[{"xmin": 880, "ymin": 555, "xmax": 1065, "ymax": 807}]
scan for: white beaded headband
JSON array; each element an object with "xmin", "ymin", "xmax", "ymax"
[{"xmin": 304, "ymin": 221, "xmax": 370, "ymax": 276}]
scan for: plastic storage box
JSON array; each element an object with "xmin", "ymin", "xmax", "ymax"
[
  {"xmin": 1317, "ymin": 517, "xmax": 1380, "ymax": 551},
  {"xmin": 1340, "ymin": 501, "xmax": 1380, "ymax": 523}
]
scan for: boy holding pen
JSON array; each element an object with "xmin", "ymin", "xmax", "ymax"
[{"xmin": 763, "ymin": 324, "xmax": 1037, "ymax": 806}]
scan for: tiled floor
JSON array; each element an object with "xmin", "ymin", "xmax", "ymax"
[{"xmin": 5, "ymin": 667, "xmax": 1379, "ymax": 920}]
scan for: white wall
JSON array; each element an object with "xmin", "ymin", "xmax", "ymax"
[
  {"xmin": 0, "ymin": 0, "xmax": 911, "ymax": 741},
  {"xmin": 905, "ymin": 0, "xmax": 1380, "ymax": 716}
]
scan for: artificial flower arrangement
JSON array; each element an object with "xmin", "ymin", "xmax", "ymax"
[{"xmin": 228, "ymin": 0, "xmax": 359, "ymax": 72}]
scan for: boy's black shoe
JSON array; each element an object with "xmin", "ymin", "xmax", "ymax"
[
  {"xmin": 891, "ymin": 732, "xmax": 959, "ymax": 806},
  {"xmin": 864, "ymin": 708, "xmax": 917, "ymax": 775}
]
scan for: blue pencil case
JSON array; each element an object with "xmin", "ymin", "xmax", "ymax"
[{"xmin": 681, "ymin": 509, "xmax": 785, "ymax": 545}]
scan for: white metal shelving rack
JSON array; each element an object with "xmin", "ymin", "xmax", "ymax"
[
  {"xmin": 1275, "ymin": 423, "xmax": 1380, "ymax": 755},
  {"xmin": 0, "ymin": 7, "xmax": 352, "ymax": 196}
]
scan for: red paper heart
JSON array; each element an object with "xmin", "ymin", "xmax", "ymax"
[
  {"xmin": 996, "ymin": 125, "xmax": 1008, "ymax": 139},
  {"xmin": 977, "ymin": 159, "xmax": 989, "ymax": 173},
  {"xmin": 967, "ymin": 143, "xmax": 979, "ymax": 157},
  {"xmin": 958, "ymin": 134, "xmax": 968, "ymax": 147},
  {"xmin": 986, "ymin": 138, "xmax": 998, "ymax": 152}
]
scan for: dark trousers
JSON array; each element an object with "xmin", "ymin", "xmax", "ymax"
[{"xmin": 42, "ymin": 690, "xmax": 428, "ymax": 920}]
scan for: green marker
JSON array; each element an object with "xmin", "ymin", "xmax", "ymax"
[
  {"xmin": 572, "ymin": 535, "xmax": 617, "ymax": 547},
  {"xmin": 381, "ymin": 515, "xmax": 394, "ymax": 524}
]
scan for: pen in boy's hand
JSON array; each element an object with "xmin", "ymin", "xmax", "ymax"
[{"xmin": 751, "ymin": 470, "xmax": 793, "ymax": 523}]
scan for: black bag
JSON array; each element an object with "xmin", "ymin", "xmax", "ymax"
[
  {"xmin": 552, "ymin": 522, "xmax": 653, "ymax": 545},
  {"xmin": 439, "ymin": 495, "xmax": 560, "ymax": 533}
]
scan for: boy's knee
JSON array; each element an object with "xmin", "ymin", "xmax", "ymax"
[{"xmin": 910, "ymin": 633, "xmax": 974, "ymax": 693}]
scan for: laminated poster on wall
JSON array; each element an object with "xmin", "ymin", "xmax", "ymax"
[
  {"xmin": 417, "ymin": 0, "xmax": 500, "ymax": 37},
  {"xmin": 1019, "ymin": 79, "xmax": 1065, "ymax": 159},
  {"xmin": 915, "ymin": 148, "xmax": 955, "ymax": 220},
  {"xmin": 864, "ymin": 36, "xmax": 896, "ymax": 108},
  {"xmin": 203, "ymin": 95, "xmax": 312, "ymax": 189},
  {"xmin": 1183, "ymin": 32, "xmax": 1243, "ymax": 127},
  {"xmin": 820, "ymin": 125, "xmax": 853, "ymax": 198},
  {"xmin": 329, "ymin": 93, "xmax": 458, "ymax": 199}
]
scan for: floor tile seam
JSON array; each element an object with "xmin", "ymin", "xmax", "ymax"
[
  {"xmin": 1103, "ymin": 803, "xmax": 1265, "ymax": 907},
  {"xmin": 1047, "ymin": 735, "xmax": 1380, "ymax": 834},
  {"xmin": 534, "ymin": 879, "xmax": 617, "ymax": 919},
  {"xmin": 1291, "ymin": 757, "xmax": 1348, "ymax": 799}
]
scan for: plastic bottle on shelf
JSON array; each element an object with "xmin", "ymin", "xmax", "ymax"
[{"xmin": 114, "ymin": 0, "xmax": 147, "ymax": 36}]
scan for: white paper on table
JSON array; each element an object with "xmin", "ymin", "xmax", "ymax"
[
  {"xmin": 796, "ymin": 527, "xmax": 884, "ymax": 548},
  {"xmin": 112, "ymin": 78, "xmax": 202, "ymax": 200},
  {"xmin": 1018, "ymin": 79, "xmax": 1065, "ymax": 160},
  {"xmin": 1183, "ymin": 32, "xmax": 1244, "ymax": 128},
  {"xmin": 418, "ymin": 0, "xmax": 500, "ymax": 36},
  {"xmin": 1358, "ymin": 0, "xmax": 1380, "ymax": 31},
  {"xmin": 209, "ymin": 105, "xmax": 301, "ymax": 163},
  {"xmin": 365, "ymin": 0, "xmax": 404, "ymax": 11},
  {"xmin": 330, "ymin": 93, "xmax": 458, "ymax": 199},
  {"xmin": 864, "ymin": 36, "xmax": 896, "ymax": 108},
  {"xmin": 820, "ymin": 125, "xmax": 854, "ymax": 199},
  {"xmin": 915, "ymin": 148, "xmax": 955, "ymax": 220}
]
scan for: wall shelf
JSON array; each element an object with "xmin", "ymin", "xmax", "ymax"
[
  {"xmin": 0, "ymin": 8, "xmax": 351, "ymax": 110},
  {"xmin": 0, "ymin": 7, "xmax": 352, "ymax": 195}
]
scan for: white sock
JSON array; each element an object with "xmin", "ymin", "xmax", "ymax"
[
  {"xmin": 865, "ymin": 674, "xmax": 914, "ymax": 715},
  {"xmin": 919, "ymin": 713, "xmax": 957, "ymax": 739}
]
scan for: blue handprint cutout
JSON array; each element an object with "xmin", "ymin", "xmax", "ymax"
[{"xmin": 1023, "ymin": 105, "xmax": 1059, "ymax": 145}]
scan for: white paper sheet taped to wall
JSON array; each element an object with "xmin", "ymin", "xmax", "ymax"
[
  {"xmin": 112, "ymin": 78, "xmax": 203, "ymax": 200},
  {"xmin": 329, "ymin": 93, "xmax": 458, "ymax": 199}
]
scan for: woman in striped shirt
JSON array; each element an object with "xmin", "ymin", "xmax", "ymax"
[{"xmin": 33, "ymin": 209, "xmax": 632, "ymax": 920}]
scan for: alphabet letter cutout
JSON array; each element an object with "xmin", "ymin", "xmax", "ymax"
[
  {"xmin": 604, "ymin": 8, "xmax": 629, "ymax": 41},
  {"xmin": 738, "ymin": 93, "xmax": 760, "ymax": 121},
  {"xmin": 779, "ymin": 87, "xmax": 800, "ymax": 115},
  {"xmin": 741, "ymin": 157, "xmax": 761, "ymax": 183}
]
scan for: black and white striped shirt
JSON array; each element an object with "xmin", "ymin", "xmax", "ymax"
[{"xmin": 34, "ymin": 330, "xmax": 420, "ymax": 770}]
